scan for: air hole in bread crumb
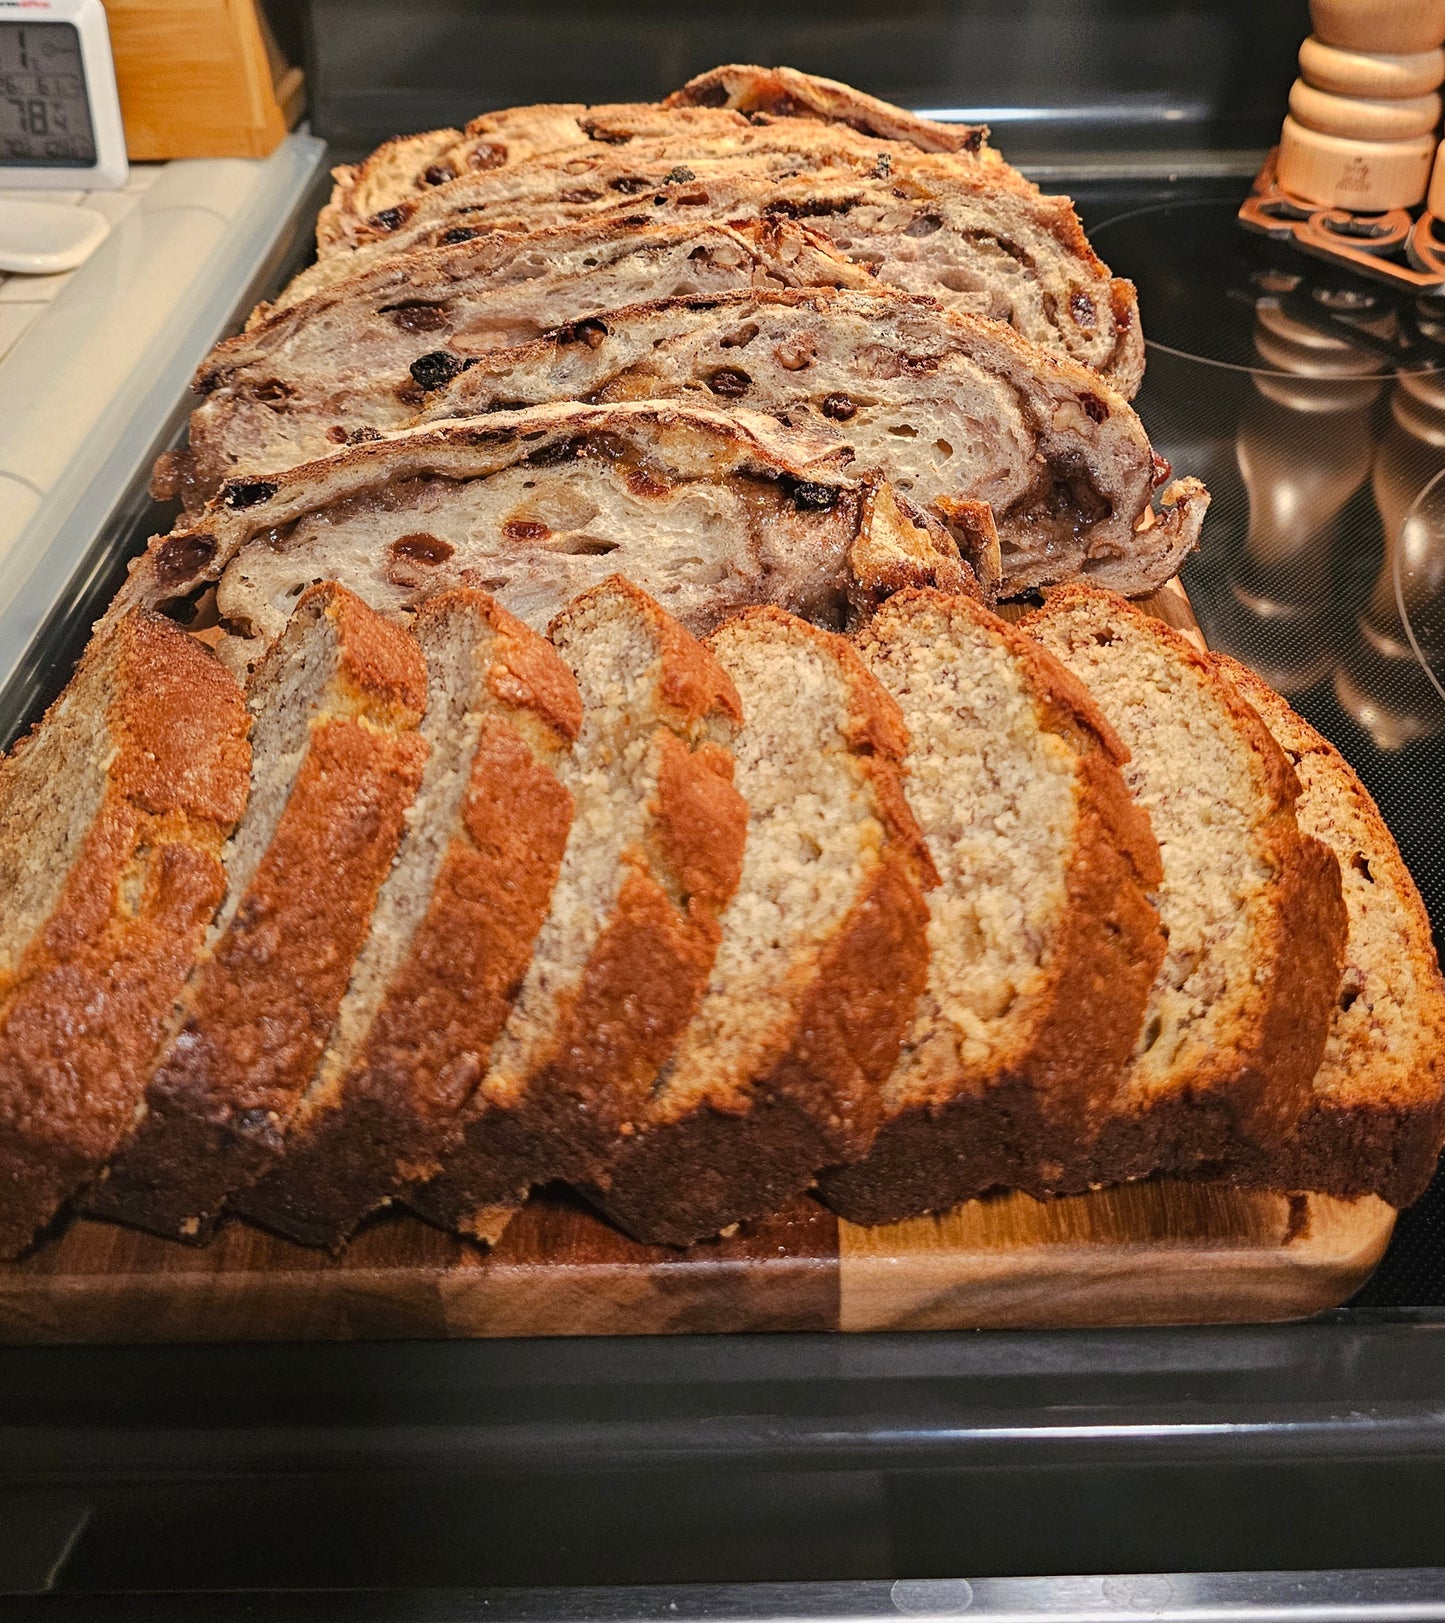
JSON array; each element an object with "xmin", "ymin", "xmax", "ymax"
[
  {"xmin": 887, "ymin": 423, "xmax": 918, "ymax": 438},
  {"xmin": 1339, "ymin": 984, "xmax": 1361, "ymax": 1013},
  {"xmin": 720, "ymin": 322, "xmax": 760, "ymax": 349},
  {"xmin": 556, "ymin": 535, "xmax": 620, "ymax": 555},
  {"xmin": 1092, "ymin": 628, "xmax": 1117, "ymax": 646},
  {"xmin": 1351, "ymin": 852, "xmax": 1375, "ymax": 882},
  {"xmin": 1139, "ymin": 1013, "xmax": 1163, "ymax": 1053},
  {"xmin": 934, "ymin": 439, "xmax": 954, "ymax": 459}
]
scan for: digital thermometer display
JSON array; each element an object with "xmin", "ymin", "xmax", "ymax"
[{"xmin": 1, "ymin": 22, "xmax": 96, "ymax": 166}]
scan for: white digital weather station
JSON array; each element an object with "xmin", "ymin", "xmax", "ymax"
[{"xmin": 0, "ymin": 0, "xmax": 127, "ymax": 272}]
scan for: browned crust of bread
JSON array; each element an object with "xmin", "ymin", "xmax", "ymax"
[
  {"xmin": 0, "ymin": 616, "xmax": 250, "ymax": 1257},
  {"xmin": 663, "ymin": 64, "xmax": 990, "ymax": 158},
  {"xmin": 82, "ymin": 585, "xmax": 428, "ymax": 1242},
  {"xmin": 818, "ymin": 589, "xmax": 1165, "ymax": 1224},
  {"xmin": 1210, "ymin": 653, "xmax": 1445, "ymax": 1208},
  {"xmin": 1018, "ymin": 583, "xmax": 1348, "ymax": 1186},
  {"xmin": 407, "ymin": 579, "xmax": 748, "ymax": 1237},
  {"xmin": 231, "ymin": 593, "xmax": 582, "ymax": 1249},
  {"xmin": 584, "ymin": 608, "xmax": 934, "ymax": 1247}
]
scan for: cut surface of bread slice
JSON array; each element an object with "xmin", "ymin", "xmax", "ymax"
[
  {"xmin": 1020, "ymin": 585, "xmax": 1347, "ymax": 1184},
  {"xmin": 584, "ymin": 606, "xmax": 936, "ymax": 1249},
  {"xmin": 817, "ymin": 589, "xmax": 1164, "ymax": 1226},
  {"xmin": 114, "ymin": 403, "xmax": 974, "ymax": 680},
  {"xmin": 82, "ymin": 583, "xmax": 429, "ymax": 1241},
  {"xmin": 167, "ymin": 219, "xmax": 870, "ymax": 509},
  {"xmin": 268, "ymin": 149, "xmax": 1142, "ymax": 395},
  {"xmin": 407, "ymin": 577, "xmax": 748, "ymax": 1242},
  {"xmin": 231, "ymin": 590, "xmax": 582, "ymax": 1249},
  {"xmin": 421, "ymin": 288, "xmax": 1206, "ymax": 595},
  {"xmin": 0, "ymin": 616, "xmax": 249, "ymax": 1257},
  {"xmin": 316, "ymin": 86, "xmax": 1004, "ymax": 259},
  {"xmin": 664, "ymin": 65, "xmax": 988, "ymax": 156},
  {"xmin": 1212, "ymin": 655, "xmax": 1445, "ymax": 1206}
]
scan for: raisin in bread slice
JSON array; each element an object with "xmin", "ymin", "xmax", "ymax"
[
  {"xmin": 230, "ymin": 590, "xmax": 582, "ymax": 1249},
  {"xmin": 407, "ymin": 577, "xmax": 748, "ymax": 1242},
  {"xmin": 168, "ymin": 219, "xmax": 870, "ymax": 510},
  {"xmin": 582, "ymin": 606, "xmax": 935, "ymax": 1248},
  {"xmin": 816, "ymin": 589, "xmax": 1164, "ymax": 1225},
  {"xmin": 1212, "ymin": 655, "xmax": 1445, "ymax": 1206},
  {"xmin": 421, "ymin": 287, "xmax": 1206, "ymax": 595},
  {"xmin": 269, "ymin": 149, "xmax": 1142, "ymax": 394},
  {"xmin": 83, "ymin": 583, "xmax": 429, "ymax": 1241},
  {"xmin": 1020, "ymin": 585, "xmax": 1348, "ymax": 1184},
  {"xmin": 0, "ymin": 616, "xmax": 249, "ymax": 1257},
  {"xmin": 114, "ymin": 402, "xmax": 974, "ymax": 680}
]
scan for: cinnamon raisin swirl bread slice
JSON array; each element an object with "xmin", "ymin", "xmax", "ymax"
[
  {"xmin": 0, "ymin": 616, "xmax": 249, "ymax": 1257},
  {"xmin": 407, "ymin": 577, "xmax": 747, "ymax": 1243},
  {"xmin": 114, "ymin": 403, "xmax": 974, "ymax": 679},
  {"xmin": 83, "ymin": 584, "xmax": 429, "ymax": 1242},
  {"xmin": 168, "ymin": 219, "xmax": 869, "ymax": 509},
  {"xmin": 232, "ymin": 590, "xmax": 582, "ymax": 1250},
  {"xmin": 583, "ymin": 606, "xmax": 935, "ymax": 1248},
  {"xmin": 421, "ymin": 287, "xmax": 1205, "ymax": 595},
  {"xmin": 816, "ymin": 589, "xmax": 1164, "ymax": 1226},
  {"xmin": 1021, "ymin": 585, "xmax": 1348, "ymax": 1186},
  {"xmin": 270, "ymin": 149, "xmax": 1142, "ymax": 393},
  {"xmin": 1212, "ymin": 655, "xmax": 1445, "ymax": 1207}
]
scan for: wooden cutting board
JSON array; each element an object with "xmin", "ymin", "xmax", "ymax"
[{"xmin": 0, "ymin": 583, "xmax": 1398, "ymax": 1344}]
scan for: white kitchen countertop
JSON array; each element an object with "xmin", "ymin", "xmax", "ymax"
[{"xmin": 0, "ymin": 133, "xmax": 327, "ymax": 706}]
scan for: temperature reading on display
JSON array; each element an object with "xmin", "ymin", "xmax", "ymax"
[{"xmin": 0, "ymin": 22, "xmax": 96, "ymax": 166}]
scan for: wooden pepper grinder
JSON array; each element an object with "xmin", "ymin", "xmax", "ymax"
[{"xmin": 1280, "ymin": 0, "xmax": 1445, "ymax": 209}]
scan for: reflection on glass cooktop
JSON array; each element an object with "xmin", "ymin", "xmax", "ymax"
[{"xmin": 1082, "ymin": 189, "xmax": 1445, "ymax": 1305}]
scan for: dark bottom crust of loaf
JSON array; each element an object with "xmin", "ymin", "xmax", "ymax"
[
  {"xmin": 230, "ymin": 1086, "xmax": 440, "ymax": 1250},
  {"xmin": 817, "ymin": 1077, "xmax": 1045, "ymax": 1226},
  {"xmin": 0, "ymin": 1140, "xmax": 93, "ymax": 1258},
  {"xmin": 403, "ymin": 1106, "xmax": 546, "ymax": 1238},
  {"xmin": 582, "ymin": 1094, "xmax": 840, "ymax": 1248},
  {"xmin": 80, "ymin": 1098, "xmax": 279, "ymax": 1243},
  {"xmin": 1204, "ymin": 1099, "xmax": 1445, "ymax": 1211}
]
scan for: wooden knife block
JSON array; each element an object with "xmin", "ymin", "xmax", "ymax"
[{"xmin": 100, "ymin": 0, "xmax": 305, "ymax": 160}]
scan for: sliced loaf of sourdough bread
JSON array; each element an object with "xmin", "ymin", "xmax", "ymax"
[
  {"xmin": 0, "ymin": 616, "xmax": 250, "ymax": 1257},
  {"xmin": 1021, "ymin": 585, "xmax": 1348, "ymax": 1185},
  {"xmin": 169, "ymin": 220, "xmax": 869, "ymax": 508},
  {"xmin": 817, "ymin": 589, "xmax": 1164, "ymax": 1225},
  {"xmin": 113, "ymin": 403, "xmax": 975, "ymax": 680},
  {"xmin": 1213, "ymin": 655, "xmax": 1445, "ymax": 1206},
  {"xmin": 232, "ymin": 590, "xmax": 582, "ymax": 1249},
  {"xmin": 407, "ymin": 577, "xmax": 748, "ymax": 1243},
  {"xmin": 420, "ymin": 288, "xmax": 1206, "ymax": 595},
  {"xmin": 267, "ymin": 151, "xmax": 1142, "ymax": 395},
  {"xmin": 584, "ymin": 606, "xmax": 936, "ymax": 1248},
  {"xmin": 82, "ymin": 583, "xmax": 429, "ymax": 1241}
]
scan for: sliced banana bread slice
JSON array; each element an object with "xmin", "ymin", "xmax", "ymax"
[
  {"xmin": 114, "ymin": 402, "xmax": 973, "ymax": 679},
  {"xmin": 232, "ymin": 590, "xmax": 582, "ymax": 1249},
  {"xmin": 1021, "ymin": 585, "xmax": 1347, "ymax": 1184},
  {"xmin": 583, "ymin": 606, "xmax": 936, "ymax": 1248},
  {"xmin": 1214, "ymin": 655, "xmax": 1445, "ymax": 1206},
  {"xmin": 407, "ymin": 576, "xmax": 748, "ymax": 1243},
  {"xmin": 420, "ymin": 287, "xmax": 1205, "ymax": 595},
  {"xmin": 0, "ymin": 616, "xmax": 249, "ymax": 1257},
  {"xmin": 169, "ymin": 219, "xmax": 869, "ymax": 509},
  {"xmin": 83, "ymin": 583, "xmax": 429, "ymax": 1241},
  {"xmin": 817, "ymin": 589, "xmax": 1164, "ymax": 1225}
]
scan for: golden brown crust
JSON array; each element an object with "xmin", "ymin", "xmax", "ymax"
[
  {"xmin": 0, "ymin": 617, "xmax": 250, "ymax": 1257},
  {"xmin": 819, "ymin": 589, "xmax": 1165, "ymax": 1224},
  {"xmin": 82, "ymin": 585, "xmax": 428, "ymax": 1242}
]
